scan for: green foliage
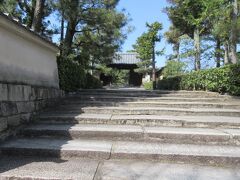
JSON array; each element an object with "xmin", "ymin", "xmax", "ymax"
[
  {"xmin": 57, "ymin": 56, "xmax": 102, "ymax": 92},
  {"xmin": 1, "ymin": 0, "xmax": 54, "ymax": 37},
  {"xmin": 111, "ymin": 70, "xmax": 129, "ymax": 85},
  {"xmin": 164, "ymin": 25, "xmax": 182, "ymax": 61},
  {"xmin": 85, "ymin": 73, "xmax": 102, "ymax": 89},
  {"xmin": 157, "ymin": 64, "xmax": 240, "ymax": 95},
  {"xmin": 167, "ymin": 0, "xmax": 223, "ymax": 37},
  {"xmin": 57, "ymin": 0, "xmax": 130, "ymax": 66},
  {"xmin": 163, "ymin": 60, "xmax": 187, "ymax": 77},
  {"xmin": 143, "ymin": 81, "xmax": 153, "ymax": 90},
  {"xmin": 73, "ymin": 5, "xmax": 129, "ymax": 66},
  {"xmin": 166, "ymin": 0, "xmax": 233, "ymax": 68},
  {"xmin": 57, "ymin": 56, "xmax": 86, "ymax": 92},
  {"xmin": 0, "ymin": 0, "xmax": 21, "ymax": 18},
  {"xmin": 98, "ymin": 65, "xmax": 129, "ymax": 85},
  {"xmin": 133, "ymin": 22, "xmax": 163, "ymax": 74}
]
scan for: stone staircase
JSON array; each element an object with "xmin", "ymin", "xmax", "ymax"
[{"xmin": 1, "ymin": 89, "xmax": 240, "ymax": 179}]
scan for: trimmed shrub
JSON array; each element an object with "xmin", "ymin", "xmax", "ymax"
[
  {"xmin": 57, "ymin": 57, "xmax": 102, "ymax": 92},
  {"xmin": 84, "ymin": 73, "xmax": 102, "ymax": 89},
  {"xmin": 157, "ymin": 64, "xmax": 240, "ymax": 96},
  {"xmin": 57, "ymin": 57, "xmax": 86, "ymax": 92},
  {"xmin": 143, "ymin": 81, "xmax": 153, "ymax": 90}
]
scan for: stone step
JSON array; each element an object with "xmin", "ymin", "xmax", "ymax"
[
  {"xmin": 72, "ymin": 92, "xmax": 222, "ymax": 98},
  {"xmin": 1, "ymin": 156, "xmax": 240, "ymax": 180},
  {"xmin": 77, "ymin": 89, "xmax": 221, "ymax": 96},
  {"xmin": 46, "ymin": 107, "xmax": 240, "ymax": 117},
  {"xmin": 57, "ymin": 101, "xmax": 240, "ymax": 109},
  {"xmin": 38, "ymin": 114, "xmax": 240, "ymax": 129},
  {"xmin": 21, "ymin": 124, "xmax": 240, "ymax": 145},
  {"xmin": 1, "ymin": 138, "xmax": 240, "ymax": 166},
  {"xmin": 64, "ymin": 96, "xmax": 228, "ymax": 103}
]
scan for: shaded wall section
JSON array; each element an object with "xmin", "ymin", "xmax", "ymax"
[{"xmin": 0, "ymin": 14, "xmax": 59, "ymax": 88}]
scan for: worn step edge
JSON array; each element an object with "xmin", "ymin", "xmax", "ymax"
[
  {"xmin": 0, "ymin": 138, "xmax": 112, "ymax": 160},
  {"xmin": 110, "ymin": 141, "xmax": 240, "ymax": 166},
  {"xmin": 56, "ymin": 102, "xmax": 240, "ymax": 110},
  {"xmin": 65, "ymin": 96, "xmax": 227, "ymax": 102},
  {"xmin": 37, "ymin": 114, "xmax": 240, "ymax": 128},
  {"xmin": 1, "ymin": 138, "xmax": 240, "ymax": 166},
  {"xmin": 68, "ymin": 94, "xmax": 223, "ymax": 98},
  {"xmin": 76, "ymin": 89, "xmax": 222, "ymax": 96},
  {"xmin": 47, "ymin": 107, "xmax": 240, "ymax": 117},
  {"xmin": 21, "ymin": 124, "xmax": 240, "ymax": 145}
]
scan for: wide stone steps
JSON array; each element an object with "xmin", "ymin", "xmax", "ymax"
[
  {"xmin": 20, "ymin": 124, "xmax": 240, "ymax": 145},
  {"xmin": 38, "ymin": 114, "xmax": 240, "ymax": 129},
  {"xmin": 1, "ymin": 138, "xmax": 240, "ymax": 166},
  {"xmin": 1, "ymin": 89, "xmax": 240, "ymax": 177},
  {"xmin": 44, "ymin": 107, "xmax": 240, "ymax": 117}
]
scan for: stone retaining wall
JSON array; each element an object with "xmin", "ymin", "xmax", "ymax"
[{"xmin": 0, "ymin": 83, "xmax": 64, "ymax": 140}]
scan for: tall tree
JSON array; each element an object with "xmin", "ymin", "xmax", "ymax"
[
  {"xmin": 133, "ymin": 22, "xmax": 163, "ymax": 89},
  {"xmin": 165, "ymin": 25, "xmax": 182, "ymax": 61},
  {"xmin": 1, "ymin": 0, "xmax": 54, "ymax": 36},
  {"xmin": 229, "ymin": 0, "xmax": 239, "ymax": 64},
  {"xmin": 210, "ymin": 0, "xmax": 240, "ymax": 65},
  {"xmin": 56, "ymin": 0, "xmax": 128, "ymax": 63},
  {"xmin": 167, "ymin": 0, "xmax": 224, "ymax": 70},
  {"xmin": 31, "ymin": 0, "xmax": 45, "ymax": 32}
]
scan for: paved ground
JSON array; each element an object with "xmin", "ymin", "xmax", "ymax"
[{"xmin": 0, "ymin": 156, "xmax": 240, "ymax": 180}]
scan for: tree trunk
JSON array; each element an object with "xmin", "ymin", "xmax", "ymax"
[
  {"xmin": 229, "ymin": 0, "xmax": 238, "ymax": 64},
  {"xmin": 224, "ymin": 41, "xmax": 230, "ymax": 65},
  {"xmin": 174, "ymin": 42, "xmax": 180, "ymax": 62},
  {"xmin": 61, "ymin": 0, "xmax": 79, "ymax": 57},
  {"xmin": 60, "ymin": 12, "xmax": 64, "ymax": 43},
  {"xmin": 31, "ymin": 0, "xmax": 45, "ymax": 33},
  {"xmin": 194, "ymin": 28, "xmax": 201, "ymax": 71},
  {"xmin": 62, "ymin": 19, "xmax": 77, "ymax": 57},
  {"xmin": 152, "ymin": 42, "xmax": 156, "ymax": 90},
  {"xmin": 216, "ymin": 38, "xmax": 221, "ymax": 67},
  {"xmin": 60, "ymin": 10, "xmax": 65, "ymax": 56}
]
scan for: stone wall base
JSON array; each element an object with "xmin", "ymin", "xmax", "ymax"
[{"xmin": 0, "ymin": 83, "xmax": 64, "ymax": 141}]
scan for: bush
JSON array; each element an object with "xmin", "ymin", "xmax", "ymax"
[
  {"xmin": 57, "ymin": 57, "xmax": 102, "ymax": 92},
  {"xmin": 163, "ymin": 60, "xmax": 187, "ymax": 78},
  {"xmin": 57, "ymin": 57, "xmax": 86, "ymax": 92},
  {"xmin": 157, "ymin": 64, "xmax": 240, "ymax": 96},
  {"xmin": 143, "ymin": 81, "xmax": 153, "ymax": 90},
  {"xmin": 84, "ymin": 73, "xmax": 102, "ymax": 89}
]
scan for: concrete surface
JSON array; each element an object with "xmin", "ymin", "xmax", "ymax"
[
  {"xmin": 0, "ymin": 157, "xmax": 240, "ymax": 180},
  {"xmin": 0, "ymin": 156, "xmax": 99, "ymax": 180},
  {"xmin": 95, "ymin": 160, "xmax": 240, "ymax": 180}
]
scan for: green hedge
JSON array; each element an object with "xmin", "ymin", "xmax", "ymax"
[
  {"xmin": 57, "ymin": 57, "xmax": 102, "ymax": 92},
  {"xmin": 85, "ymin": 73, "xmax": 102, "ymax": 89},
  {"xmin": 143, "ymin": 81, "xmax": 153, "ymax": 90},
  {"xmin": 157, "ymin": 64, "xmax": 240, "ymax": 96}
]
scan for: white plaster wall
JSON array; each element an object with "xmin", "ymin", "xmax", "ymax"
[{"xmin": 0, "ymin": 17, "xmax": 59, "ymax": 88}]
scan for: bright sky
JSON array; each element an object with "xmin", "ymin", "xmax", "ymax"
[{"xmin": 117, "ymin": 0, "xmax": 172, "ymax": 68}]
